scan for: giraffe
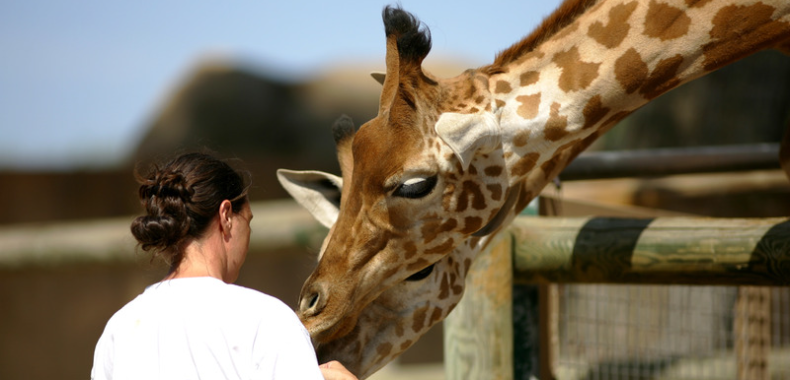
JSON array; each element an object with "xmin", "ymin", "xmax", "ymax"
[{"xmin": 278, "ymin": 0, "xmax": 790, "ymax": 377}]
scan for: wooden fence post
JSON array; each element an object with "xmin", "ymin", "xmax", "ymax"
[
  {"xmin": 444, "ymin": 233, "xmax": 515, "ymax": 380},
  {"xmin": 735, "ymin": 286, "xmax": 771, "ymax": 380}
]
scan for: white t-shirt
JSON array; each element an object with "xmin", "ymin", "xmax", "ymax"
[{"xmin": 91, "ymin": 277, "xmax": 323, "ymax": 380}]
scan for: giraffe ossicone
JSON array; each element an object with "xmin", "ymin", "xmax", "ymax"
[{"xmin": 278, "ymin": 0, "xmax": 790, "ymax": 377}]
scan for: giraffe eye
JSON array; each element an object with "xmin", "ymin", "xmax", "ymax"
[
  {"xmin": 406, "ymin": 263, "xmax": 435, "ymax": 281},
  {"xmin": 393, "ymin": 175, "xmax": 437, "ymax": 199}
]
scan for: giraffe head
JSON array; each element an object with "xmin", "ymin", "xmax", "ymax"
[
  {"xmin": 278, "ymin": 0, "xmax": 790, "ymax": 376},
  {"xmin": 278, "ymin": 6, "xmax": 522, "ymax": 377}
]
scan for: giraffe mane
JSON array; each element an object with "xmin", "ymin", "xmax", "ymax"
[
  {"xmin": 382, "ymin": 5, "xmax": 432, "ymax": 69},
  {"xmin": 486, "ymin": 0, "xmax": 599, "ymax": 72}
]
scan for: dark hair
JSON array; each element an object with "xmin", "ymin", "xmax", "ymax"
[{"xmin": 130, "ymin": 152, "xmax": 250, "ymax": 268}]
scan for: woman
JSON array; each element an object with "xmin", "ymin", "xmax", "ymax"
[{"xmin": 91, "ymin": 152, "xmax": 356, "ymax": 380}]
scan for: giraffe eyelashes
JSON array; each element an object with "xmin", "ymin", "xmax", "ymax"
[
  {"xmin": 405, "ymin": 263, "xmax": 435, "ymax": 281},
  {"xmin": 392, "ymin": 175, "xmax": 438, "ymax": 199}
]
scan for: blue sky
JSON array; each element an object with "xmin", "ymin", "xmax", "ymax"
[{"xmin": 0, "ymin": 0, "xmax": 561, "ymax": 170}]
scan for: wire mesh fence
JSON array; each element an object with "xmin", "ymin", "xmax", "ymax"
[{"xmin": 554, "ymin": 285, "xmax": 790, "ymax": 380}]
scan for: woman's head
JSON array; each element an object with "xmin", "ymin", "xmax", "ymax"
[{"xmin": 131, "ymin": 152, "xmax": 250, "ymax": 269}]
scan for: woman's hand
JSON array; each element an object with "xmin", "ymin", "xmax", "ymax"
[{"xmin": 319, "ymin": 360, "xmax": 358, "ymax": 380}]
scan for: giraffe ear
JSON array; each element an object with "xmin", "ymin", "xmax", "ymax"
[
  {"xmin": 276, "ymin": 169, "xmax": 342, "ymax": 228},
  {"xmin": 435, "ymin": 112, "xmax": 502, "ymax": 170},
  {"xmin": 370, "ymin": 72, "xmax": 386, "ymax": 85}
]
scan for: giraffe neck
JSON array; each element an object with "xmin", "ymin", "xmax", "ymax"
[{"xmin": 485, "ymin": 0, "xmax": 790, "ymax": 197}]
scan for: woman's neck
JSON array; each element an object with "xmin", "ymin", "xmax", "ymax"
[{"xmin": 165, "ymin": 237, "xmax": 231, "ymax": 282}]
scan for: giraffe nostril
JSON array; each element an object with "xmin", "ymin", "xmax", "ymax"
[
  {"xmin": 299, "ymin": 283, "xmax": 327, "ymax": 317},
  {"xmin": 308, "ymin": 293, "xmax": 320, "ymax": 309}
]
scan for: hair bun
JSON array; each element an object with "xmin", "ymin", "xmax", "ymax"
[{"xmin": 130, "ymin": 214, "xmax": 188, "ymax": 258}]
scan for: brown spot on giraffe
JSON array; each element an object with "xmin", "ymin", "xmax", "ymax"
[
  {"xmin": 403, "ymin": 241, "xmax": 418, "ymax": 260},
  {"xmin": 702, "ymin": 3, "xmax": 790, "ymax": 71},
  {"xmin": 495, "ymin": 99, "xmax": 506, "ymax": 108},
  {"xmin": 486, "ymin": 184, "xmax": 503, "ymax": 201},
  {"xmin": 513, "ymin": 130, "xmax": 531, "ymax": 147},
  {"xmin": 582, "ymin": 95, "xmax": 610, "ymax": 129},
  {"xmin": 484, "ymin": 165, "xmax": 503, "ymax": 177},
  {"xmin": 376, "ymin": 342, "xmax": 393, "ymax": 360},
  {"xmin": 640, "ymin": 54, "xmax": 684, "ymax": 99},
  {"xmin": 421, "ymin": 222, "xmax": 440, "ymax": 244},
  {"xmin": 439, "ymin": 219, "xmax": 458, "ymax": 233},
  {"xmin": 438, "ymin": 273, "xmax": 450, "ymax": 300},
  {"xmin": 516, "ymin": 93, "xmax": 541, "ymax": 119},
  {"xmin": 588, "ymin": 1, "xmax": 638, "ymax": 48},
  {"xmin": 461, "ymin": 216, "xmax": 483, "ymax": 235},
  {"xmin": 520, "ymin": 71, "xmax": 540, "ymax": 86},
  {"xmin": 457, "ymin": 180, "xmax": 486, "ymax": 212},
  {"xmin": 643, "ymin": 0, "xmax": 691, "ymax": 41},
  {"xmin": 614, "ymin": 48, "xmax": 649, "ymax": 94},
  {"xmin": 425, "ymin": 238, "xmax": 455, "ymax": 255},
  {"xmin": 511, "ymin": 152, "xmax": 540, "ymax": 177},
  {"xmin": 553, "ymin": 20, "xmax": 580, "ymax": 41},
  {"xmin": 429, "ymin": 307, "xmax": 443, "ymax": 325},
  {"xmin": 452, "ymin": 278, "xmax": 463, "ymax": 295},
  {"xmin": 495, "ymin": 80, "xmax": 513, "ymax": 94},
  {"xmin": 395, "ymin": 322, "xmax": 404, "ymax": 337},
  {"xmin": 544, "ymin": 102, "xmax": 569, "ymax": 141},
  {"xmin": 399, "ymin": 340, "xmax": 412, "ymax": 352},
  {"xmin": 552, "ymin": 46, "xmax": 601, "ymax": 92}
]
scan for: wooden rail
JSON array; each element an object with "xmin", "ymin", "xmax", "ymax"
[
  {"xmin": 560, "ymin": 143, "xmax": 781, "ymax": 180},
  {"xmin": 0, "ymin": 200, "xmax": 326, "ymax": 268},
  {"xmin": 510, "ymin": 216, "xmax": 790, "ymax": 286},
  {"xmin": 444, "ymin": 215, "xmax": 790, "ymax": 380}
]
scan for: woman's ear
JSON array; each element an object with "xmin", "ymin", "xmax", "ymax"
[{"xmin": 218, "ymin": 200, "xmax": 233, "ymax": 233}]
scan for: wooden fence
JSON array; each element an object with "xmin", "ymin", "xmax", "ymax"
[
  {"xmin": 0, "ymin": 199, "xmax": 326, "ymax": 269},
  {"xmin": 444, "ymin": 215, "xmax": 790, "ymax": 380}
]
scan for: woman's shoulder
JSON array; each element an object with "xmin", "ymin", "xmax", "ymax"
[
  {"xmin": 145, "ymin": 277, "xmax": 294, "ymax": 314},
  {"xmin": 223, "ymin": 283, "xmax": 295, "ymax": 315}
]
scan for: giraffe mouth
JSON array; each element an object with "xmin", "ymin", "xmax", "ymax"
[
  {"xmin": 306, "ymin": 312, "xmax": 359, "ymax": 346},
  {"xmin": 312, "ymin": 294, "xmax": 411, "ymax": 378}
]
